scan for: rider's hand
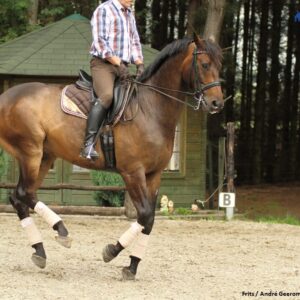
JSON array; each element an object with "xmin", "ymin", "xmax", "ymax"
[
  {"xmin": 118, "ymin": 62, "xmax": 130, "ymax": 82},
  {"xmin": 136, "ymin": 64, "xmax": 144, "ymax": 79}
]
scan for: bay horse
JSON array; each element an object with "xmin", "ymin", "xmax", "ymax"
[{"xmin": 0, "ymin": 35, "xmax": 223, "ymax": 280}]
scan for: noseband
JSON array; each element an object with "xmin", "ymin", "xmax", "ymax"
[{"xmin": 192, "ymin": 47, "xmax": 222, "ymax": 110}]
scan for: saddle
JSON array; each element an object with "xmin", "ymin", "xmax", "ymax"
[
  {"xmin": 61, "ymin": 70, "xmax": 137, "ymax": 169},
  {"xmin": 61, "ymin": 69, "xmax": 136, "ymax": 126}
]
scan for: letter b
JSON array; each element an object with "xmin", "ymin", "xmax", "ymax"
[{"xmin": 219, "ymin": 193, "xmax": 235, "ymax": 207}]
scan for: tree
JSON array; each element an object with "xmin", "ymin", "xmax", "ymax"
[
  {"xmin": 203, "ymin": 0, "xmax": 226, "ymax": 41},
  {"xmin": 135, "ymin": 0, "xmax": 147, "ymax": 44},
  {"xmin": 0, "ymin": 0, "xmax": 33, "ymax": 43},
  {"xmin": 252, "ymin": 0, "xmax": 269, "ymax": 184},
  {"xmin": 237, "ymin": 0, "xmax": 251, "ymax": 182},
  {"xmin": 265, "ymin": 0, "xmax": 284, "ymax": 182},
  {"xmin": 177, "ymin": 0, "xmax": 187, "ymax": 38},
  {"xmin": 222, "ymin": 0, "xmax": 241, "ymax": 123},
  {"xmin": 27, "ymin": 0, "xmax": 39, "ymax": 25},
  {"xmin": 168, "ymin": 0, "xmax": 177, "ymax": 42}
]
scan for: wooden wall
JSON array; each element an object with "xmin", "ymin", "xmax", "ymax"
[{"xmin": 160, "ymin": 109, "xmax": 207, "ymax": 207}]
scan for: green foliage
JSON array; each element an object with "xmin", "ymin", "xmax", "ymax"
[
  {"xmin": 91, "ymin": 171, "xmax": 125, "ymax": 207},
  {"xmin": 0, "ymin": 0, "xmax": 96, "ymax": 44},
  {"xmin": 256, "ymin": 215, "xmax": 300, "ymax": 226},
  {"xmin": 0, "ymin": 0, "xmax": 33, "ymax": 43},
  {"xmin": 0, "ymin": 149, "xmax": 8, "ymax": 178},
  {"xmin": 175, "ymin": 207, "xmax": 191, "ymax": 215}
]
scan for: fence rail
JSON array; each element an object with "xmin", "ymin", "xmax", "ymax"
[{"xmin": 0, "ymin": 183, "xmax": 126, "ymax": 191}]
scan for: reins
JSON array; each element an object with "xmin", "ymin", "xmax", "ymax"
[{"xmin": 130, "ymin": 79, "xmax": 199, "ymax": 110}]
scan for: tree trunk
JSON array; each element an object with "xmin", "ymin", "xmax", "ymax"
[
  {"xmin": 160, "ymin": 0, "xmax": 170, "ymax": 48},
  {"xmin": 244, "ymin": 0, "xmax": 255, "ymax": 181},
  {"xmin": 187, "ymin": 0, "xmax": 202, "ymax": 35},
  {"xmin": 223, "ymin": 0, "xmax": 241, "ymax": 122},
  {"xmin": 168, "ymin": 0, "xmax": 176, "ymax": 42},
  {"xmin": 178, "ymin": 0, "xmax": 187, "ymax": 38},
  {"xmin": 252, "ymin": 0, "xmax": 269, "ymax": 184},
  {"xmin": 203, "ymin": 0, "xmax": 226, "ymax": 41},
  {"xmin": 237, "ymin": 0, "xmax": 250, "ymax": 183},
  {"xmin": 151, "ymin": 0, "xmax": 162, "ymax": 49},
  {"xmin": 280, "ymin": 1, "xmax": 295, "ymax": 180},
  {"xmin": 292, "ymin": 9, "xmax": 300, "ymax": 179},
  {"xmin": 265, "ymin": 0, "xmax": 283, "ymax": 182},
  {"xmin": 135, "ymin": 0, "xmax": 147, "ymax": 44},
  {"xmin": 28, "ymin": 0, "xmax": 39, "ymax": 25}
]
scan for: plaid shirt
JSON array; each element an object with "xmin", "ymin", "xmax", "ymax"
[{"xmin": 90, "ymin": 0, "xmax": 143, "ymax": 64}]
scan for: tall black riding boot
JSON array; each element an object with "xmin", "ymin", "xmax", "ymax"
[{"xmin": 81, "ymin": 100, "xmax": 108, "ymax": 160}]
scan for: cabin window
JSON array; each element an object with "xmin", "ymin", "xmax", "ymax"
[
  {"xmin": 164, "ymin": 109, "xmax": 186, "ymax": 176},
  {"xmin": 165, "ymin": 124, "xmax": 181, "ymax": 171}
]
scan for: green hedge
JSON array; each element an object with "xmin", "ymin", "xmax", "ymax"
[
  {"xmin": 0, "ymin": 148, "xmax": 8, "ymax": 179},
  {"xmin": 90, "ymin": 170, "xmax": 125, "ymax": 207}
]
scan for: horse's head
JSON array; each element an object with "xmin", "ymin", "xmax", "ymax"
[{"xmin": 182, "ymin": 34, "xmax": 224, "ymax": 114}]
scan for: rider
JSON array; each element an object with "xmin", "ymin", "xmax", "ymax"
[{"xmin": 81, "ymin": 0, "xmax": 144, "ymax": 160}]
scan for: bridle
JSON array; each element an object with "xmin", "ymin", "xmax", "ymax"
[
  {"xmin": 131, "ymin": 46, "xmax": 226, "ymax": 111},
  {"xmin": 192, "ymin": 47, "xmax": 222, "ymax": 110}
]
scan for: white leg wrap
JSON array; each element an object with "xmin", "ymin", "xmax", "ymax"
[
  {"xmin": 34, "ymin": 201, "xmax": 61, "ymax": 227},
  {"xmin": 130, "ymin": 233, "xmax": 149, "ymax": 260},
  {"xmin": 21, "ymin": 217, "xmax": 42, "ymax": 246},
  {"xmin": 118, "ymin": 222, "xmax": 144, "ymax": 248}
]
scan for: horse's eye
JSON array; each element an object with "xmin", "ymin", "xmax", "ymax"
[{"xmin": 202, "ymin": 63, "xmax": 209, "ymax": 70}]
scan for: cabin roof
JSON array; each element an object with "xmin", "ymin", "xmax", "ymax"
[{"xmin": 0, "ymin": 14, "xmax": 157, "ymax": 76}]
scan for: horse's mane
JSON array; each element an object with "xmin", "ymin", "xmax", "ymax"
[
  {"xmin": 139, "ymin": 37, "xmax": 223, "ymax": 83},
  {"xmin": 139, "ymin": 38, "xmax": 193, "ymax": 82}
]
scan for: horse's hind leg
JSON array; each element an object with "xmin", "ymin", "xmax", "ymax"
[
  {"xmin": 102, "ymin": 169, "xmax": 160, "ymax": 280},
  {"xmin": 15, "ymin": 153, "xmax": 71, "ymax": 267},
  {"xmin": 10, "ymin": 162, "xmax": 47, "ymax": 268},
  {"xmin": 9, "ymin": 173, "xmax": 47, "ymax": 268}
]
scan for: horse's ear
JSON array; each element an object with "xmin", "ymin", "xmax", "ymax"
[
  {"xmin": 187, "ymin": 22, "xmax": 205, "ymax": 50},
  {"xmin": 193, "ymin": 32, "xmax": 205, "ymax": 50}
]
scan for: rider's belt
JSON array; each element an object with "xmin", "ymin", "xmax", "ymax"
[{"xmin": 92, "ymin": 56, "xmax": 129, "ymax": 67}]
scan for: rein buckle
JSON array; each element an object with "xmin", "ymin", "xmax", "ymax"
[{"xmin": 194, "ymin": 91, "xmax": 204, "ymax": 110}]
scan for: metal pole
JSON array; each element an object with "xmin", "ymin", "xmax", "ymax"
[{"xmin": 226, "ymin": 122, "xmax": 235, "ymax": 220}]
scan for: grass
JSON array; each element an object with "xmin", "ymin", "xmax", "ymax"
[{"xmin": 256, "ymin": 215, "xmax": 300, "ymax": 226}]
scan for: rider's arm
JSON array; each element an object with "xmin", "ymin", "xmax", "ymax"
[
  {"xmin": 91, "ymin": 6, "xmax": 114, "ymax": 59},
  {"xmin": 130, "ymin": 15, "xmax": 143, "ymax": 65}
]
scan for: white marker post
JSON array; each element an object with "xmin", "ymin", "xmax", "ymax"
[
  {"xmin": 219, "ymin": 192, "xmax": 235, "ymax": 220},
  {"xmin": 223, "ymin": 122, "xmax": 236, "ymax": 220}
]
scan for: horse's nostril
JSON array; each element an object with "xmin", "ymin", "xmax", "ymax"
[
  {"xmin": 212, "ymin": 100, "xmax": 219, "ymax": 109},
  {"xmin": 211, "ymin": 100, "xmax": 224, "ymax": 111}
]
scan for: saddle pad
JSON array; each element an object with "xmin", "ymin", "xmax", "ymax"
[
  {"xmin": 61, "ymin": 84, "xmax": 91, "ymax": 119},
  {"xmin": 60, "ymin": 82, "xmax": 136, "ymax": 125},
  {"xmin": 61, "ymin": 85, "xmax": 91, "ymax": 119}
]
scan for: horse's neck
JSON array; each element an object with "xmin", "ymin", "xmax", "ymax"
[{"xmin": 143, "ymin": 54, "xmax": 186, "ymax": 129}]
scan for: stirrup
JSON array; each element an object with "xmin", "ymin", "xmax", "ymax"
[{"xmin": 81, "ymin": 143, "xmax": 99, "ymax": 160}]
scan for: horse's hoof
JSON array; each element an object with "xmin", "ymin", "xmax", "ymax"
[
  {"xmin": 55, "ymin": 235, "xmax": 72, "ymax": 248},
  {"xmin": 31, "ymin": 253, "xmax": 46, "ymax": 269},
  {"xmin": 122, "ymin": 267, "xmax": 136, "ymax": 281},
  {"xmin": 102, "ymin": 244, "xmax": 116, "ymax": 263}
]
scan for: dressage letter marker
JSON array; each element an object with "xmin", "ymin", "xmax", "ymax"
[{"xmin": 219, "ymin": 192, "xmax": 235, "ymax": 208}]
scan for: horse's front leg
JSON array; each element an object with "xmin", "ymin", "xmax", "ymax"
[{"xmin": 102, "ymin": 169, "xmax": 161, "ymax": 280}]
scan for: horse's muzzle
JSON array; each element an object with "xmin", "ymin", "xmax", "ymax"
[
  {"xmin": 200, "ymin": 97, "xmax": 224, "ymax": 114},
  {"xmin": 209, "ymin": 98, "xmax": 224, "ymax": 114}
]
